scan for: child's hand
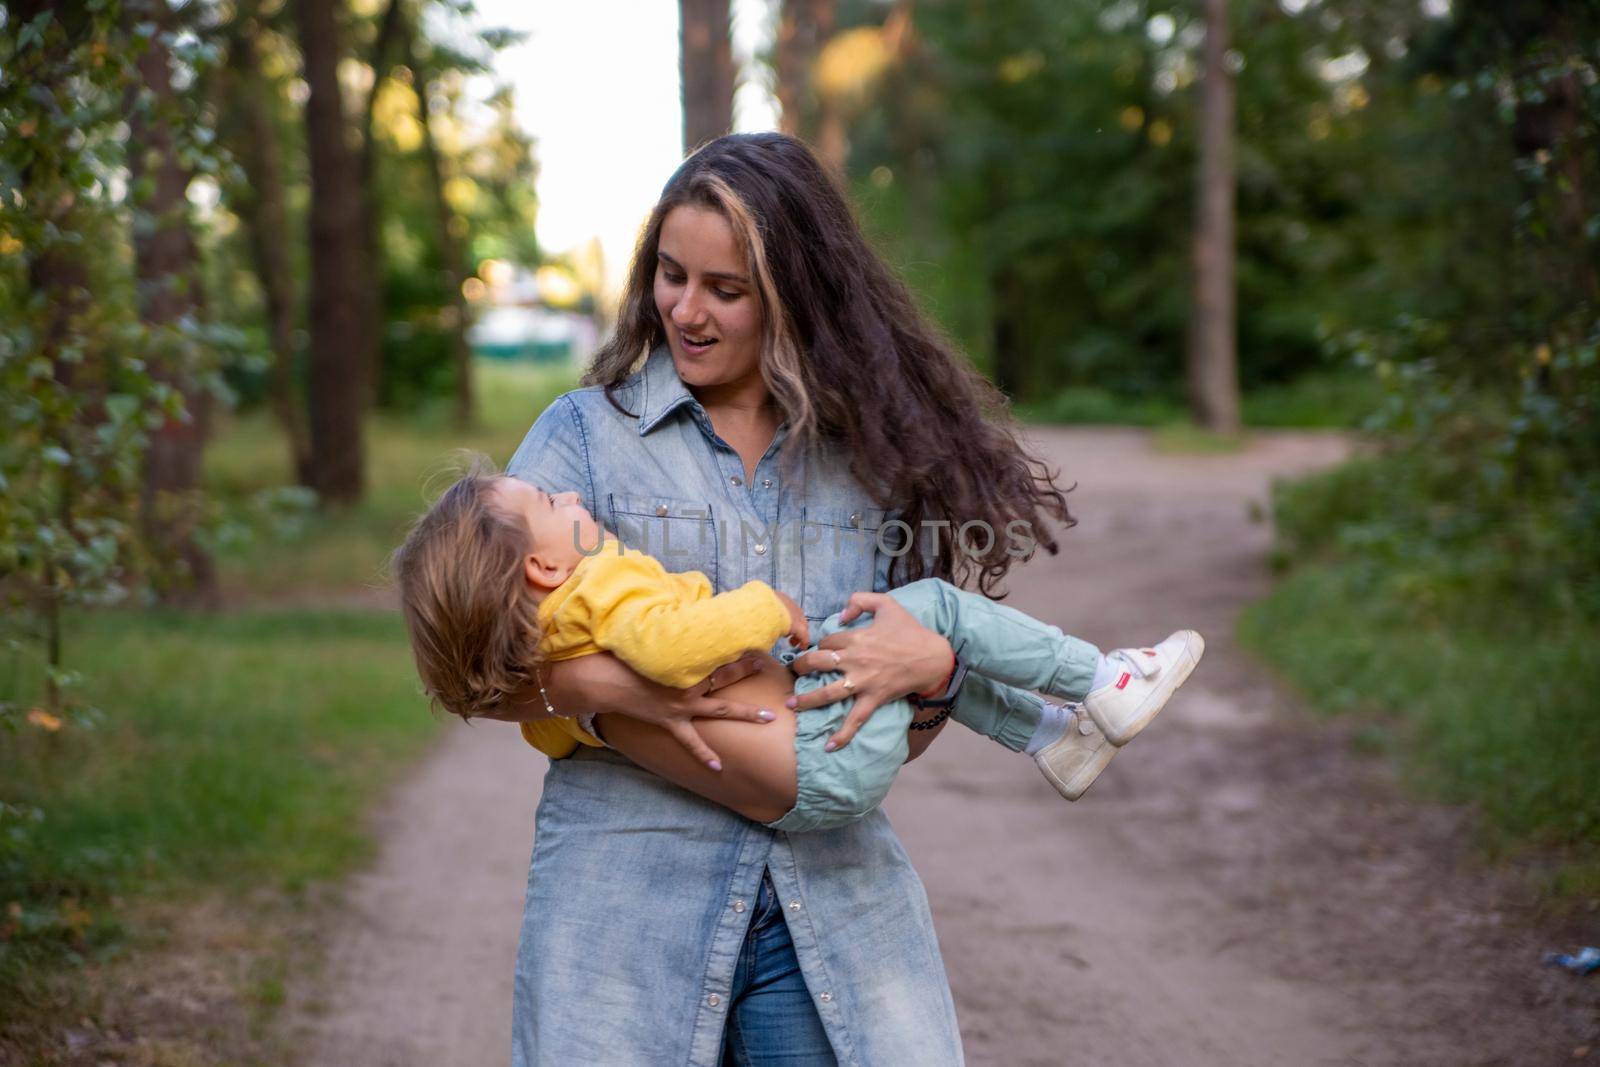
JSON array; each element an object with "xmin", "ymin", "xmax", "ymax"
[{"xmin": 774, "ymin": 590, "xmax": 809, "ymax": 651}]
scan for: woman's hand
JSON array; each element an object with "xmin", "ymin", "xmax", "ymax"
[
  {"xmin": 787, "ymin": 591, "xmax": 954, "ymax": 750},
  {"xmin": 540, "ymin": 652, "xmax": 774, "ymax": 769}
]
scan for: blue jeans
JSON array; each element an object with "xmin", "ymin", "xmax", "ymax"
[{"xmin": 721, "ymin": 871, "xmax": 839, "ymax": 1065}]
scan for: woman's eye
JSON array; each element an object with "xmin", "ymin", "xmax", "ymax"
[
  {"xmin": 663, "ymin": 271, "xmax": 685, "ymax": 284},
  {"xmin": 713, "ymin": 288, "xmax": 740, "ymax": 301}
]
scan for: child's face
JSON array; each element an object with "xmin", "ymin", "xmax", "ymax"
[{"xmin": 493, "ymin": 477, "xmax": 602, "ymax": 591}]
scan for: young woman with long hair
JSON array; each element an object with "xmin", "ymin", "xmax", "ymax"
[{"xmin": 499, "ymin": 133, "xmax": 1098, "ymax": 1065}]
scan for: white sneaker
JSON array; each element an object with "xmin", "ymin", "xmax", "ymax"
[
  {"xmin": 1033, "ymin": 705, "xmax": 1116, "ymax": 801},
  {"xmin": 1084, "ymin": 630, "xmax": 1205, "ymax": 746}
]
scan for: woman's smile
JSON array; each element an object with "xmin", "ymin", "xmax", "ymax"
[{"xmin": 678, "ymin": 328, "xmax": 718, "ymax": 355}]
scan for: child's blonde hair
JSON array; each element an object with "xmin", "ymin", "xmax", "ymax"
[{"xmin": 393, "ymin": 457, "xmax": 545, "ymax": 720}]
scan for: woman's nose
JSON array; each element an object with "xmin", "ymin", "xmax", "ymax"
[
  {"xmin": 553, "ymin": 491, "xmax": 580, "ymax": 507},
  {"xmin": 671, "ymin": 288, "xmax": 706, "ymax": 327}
]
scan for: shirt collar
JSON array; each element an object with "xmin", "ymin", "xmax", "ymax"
[
  {"xmin": 634, "ymin": 344, "xmax": 793, "ymax": 452},
  {"xmin": 637, "ymin": 344, "xmax": 706, "ymax": 436}
]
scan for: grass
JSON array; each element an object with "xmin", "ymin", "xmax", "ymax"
[
  {"xmin": 1015, "ymin": 370, "xmax": 1383, "ymax": 431},
  {"xmin": 1240, "ymin": 563, "xmax": 1600, "ymax": 898},
  {"xmin": 209, "ymin": 360, "xmax": 578, "ymax": 598},
  {"xmin": 0, "ymin": 609, "xmax": 441, "ymax": 1043},
  {"xmin": 0, "ymin": 358, "xmax": 576, "ymax": 1058},
  {"xmin": 1150, "ymin": 422, "xmax": 1251, "ymax": 455}
]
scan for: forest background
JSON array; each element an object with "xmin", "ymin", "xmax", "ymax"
[{"xmin": 1, "ymin": 0, "xmax": 1595, "ymax": 1059}]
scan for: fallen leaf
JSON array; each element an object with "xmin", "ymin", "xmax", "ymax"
[
  {"xmin": 27, "ymin": 708, "xmax": 62, "ymax": 732},
  {"xmin": 60, "ymin": 898, "xmax": 92, "ymax": 933}
]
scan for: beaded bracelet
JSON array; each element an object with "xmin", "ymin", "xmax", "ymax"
[
  {"xmin": 534, "ymin": 665, "xmax": 558, "ymax": 718},
  {"xmin": 908, "ymin": 706, "xmax": 952, "ymax": 731}
]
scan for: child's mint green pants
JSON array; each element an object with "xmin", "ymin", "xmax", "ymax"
[{"xmin": 768, "ymin": 577, "xmax": 1101, "ymax": 832}]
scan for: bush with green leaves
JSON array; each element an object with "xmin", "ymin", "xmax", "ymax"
[{"xmin": 3, "ymin": 7, "xmax": 178, "ymax": 716}]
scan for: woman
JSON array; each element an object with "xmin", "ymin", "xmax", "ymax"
[{"xmin": 504, "ymin": 133, "xmax": 1073, "ymax": 1066}]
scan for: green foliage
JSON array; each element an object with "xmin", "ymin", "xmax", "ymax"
[
  {"xmin": 0, "ymin": 606, "xmax": 439, "ymax": 1022},
  {"xmin": 1249, "ymin": 1, "xmax": 1599, "ymax": 884},
  {"xmin": 207, "ymin": 360, "xmax": 574, "ymax": 597},
  {"xmin": 1015, "ymin": 370, "xmax": 1382, "ymax": 427},
  {"xmin": 199, "ymin": 3, "xmax": 544, "ymax": 417},
  {"xmin": 0, "ymin": 358, "xmax": 565, "ymax": 1043},
  {"xmin": 1241, "ymin": 564, "xmax": 1600, "ymax": 886},
  {"xmin": 1271, "ymin": 338, "xmax": 1600, "ymax": 620},
  {"xmin": 0, "ymin": 3, "xmax": 224, "ymax": 717},
  {"xmin": 850, "ymin": 0, "xmax": 1373, "ymax": 400},
  {"xmin": 1271, "ymin": 0, "xmax": 1600, "ymax": 618}
]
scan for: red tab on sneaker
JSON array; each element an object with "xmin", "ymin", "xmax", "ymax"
[{"xmin": 1116, "ymin": 671, "xmax": 1132, "ymax": 690}]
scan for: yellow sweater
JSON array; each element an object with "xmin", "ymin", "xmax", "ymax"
[{"xmin": 520, "ymin": 541, "xmax": 792, "ymax": 759}]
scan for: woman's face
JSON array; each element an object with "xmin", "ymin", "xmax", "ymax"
[{"xmin": 653, "ymin": 205, "xmax": 765, "ymax": 396}]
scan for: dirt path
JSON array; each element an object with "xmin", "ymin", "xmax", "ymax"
[{"xmin": 293, "ymin": 428, "xmax": 1596, "ymax": 1066}]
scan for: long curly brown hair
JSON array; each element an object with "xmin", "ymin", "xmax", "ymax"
[{"xmin": 584, "ymin": 132, "xmax": 1073, "ymax": 594}]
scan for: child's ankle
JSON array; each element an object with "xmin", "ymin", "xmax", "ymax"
[
  {"xmin": 1090, "ymin": 652, "xmax": 1119, "ymax": 693},
  {"xmin": 1023, "ymin": 699, "xmax": 1073, "ymax": 755}
]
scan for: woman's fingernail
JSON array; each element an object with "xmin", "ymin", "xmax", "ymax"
[
  {"xmin": 785, "ymin": 697, "xmax": 798, "ymax": 709},
  {"xmin": 708, "ymin": 759, "xmax": 722, "ymax": 772},
  {"xmin": 823, "ymin": 740, "xmax": 838, "ymax": 753},
  {"xmin": 758, "ymin": 709, "xmax": 775, "ymax": 722}
]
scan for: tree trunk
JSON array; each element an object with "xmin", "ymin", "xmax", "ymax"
[
  {"xmin": 679, "ymin": 0, "xmax": 735, "ymax": 154},
  {"xmin": 226, "ymin": 14, "xmax": 314, "ymax": 485},
  {"xmin": 125, "ymin": 0, "xmax": 218, "ymax": 607},
  {"xmin": 990, "ymin": 263, "xmax": 1029, "ymax": 400},
  {"xmin": 815, "ymin": 102, "xmax": 847, "ymax": 177},
  {"xmin": 295, "ymin": 0, "xmax": 371, "ymax": 504},
  {"xmin": 1187, "ymin": 0, "xmax": 1241, "ymax": 434},
  {"xmin": 776, "ymin": 0, "xmax": 832, "ymax": 137},
  {"xmin": 359, "ymin": 0, "xmax": 407, "ymax": 408},
  {"xmin": 1513, "ymin": 66, "xmax": 1598, "ymax": 307},
  {"xmin": 404, "ymin": 16, "xmax": 475, "ymax": 428}
]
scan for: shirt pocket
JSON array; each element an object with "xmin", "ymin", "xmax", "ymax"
[
  {"xmin": 608, "ymin": 493, "xmax": 721, "ymax": 590},
  {"xmin": 797, "ymin": 505, "xmax": 887, "ymax": 623}
]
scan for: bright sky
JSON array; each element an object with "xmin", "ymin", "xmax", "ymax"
[{"xmin": 470, "ymin": 0, "xmax": 780, "ymax": 300}]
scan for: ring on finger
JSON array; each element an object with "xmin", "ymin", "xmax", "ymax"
[
  {"xmin": 829, "ymin": 650, "xmax": 842, "ymax": 668},
  {"xmin": 841, "ymin": 676, "xmax": 855, "ymax": 692}
]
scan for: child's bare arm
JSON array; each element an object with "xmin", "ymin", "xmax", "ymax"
[
  {"xmin": 476, "ymin": 654, "xmax": 773, "ymax": 770},
  {"xmin": 772, "ymin": 589, "xmax": 809, "ymax": 649}
]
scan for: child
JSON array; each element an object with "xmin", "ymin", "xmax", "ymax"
[{"xmin": 393, "ymin": 465, "xmax": 1204, "ymax": 831}]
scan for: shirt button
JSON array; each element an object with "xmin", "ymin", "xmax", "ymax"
[
  {"xmin": 655, "ymin": 504, "xmax": 669, "ymax": 517},
  {"xmin": 707, "ymin": 993, "xmax": 721, "ymax": 1008},
  {"xmin": 788, "ymin": 900, "xmax": 801, "ymax": 912},
  {"xmin": 849, "ymin": 512, "xmax": 862, "ymax": 528},
  {"xmin": 730, "ymin": 475, "xmax": 743, "ymax": 486},
  {"xmin": 732, "ymin": 900, "xmax": 746, "ymax": 913},
  {"xmin": 762, "ymin": 478, "xmax": 773, "ymax": 489},
  {"xmin": 754, "ymin": 542, "xmax": 767, "ymax": 556},
  {"xmin": 819, "ymin": 991, "xmax": 833, "ymax": 1003}
]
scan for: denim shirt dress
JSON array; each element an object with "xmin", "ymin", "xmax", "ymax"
[{"xmin": 506, "ymin": 347, "xmax": 975, "ymax": 1066}]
